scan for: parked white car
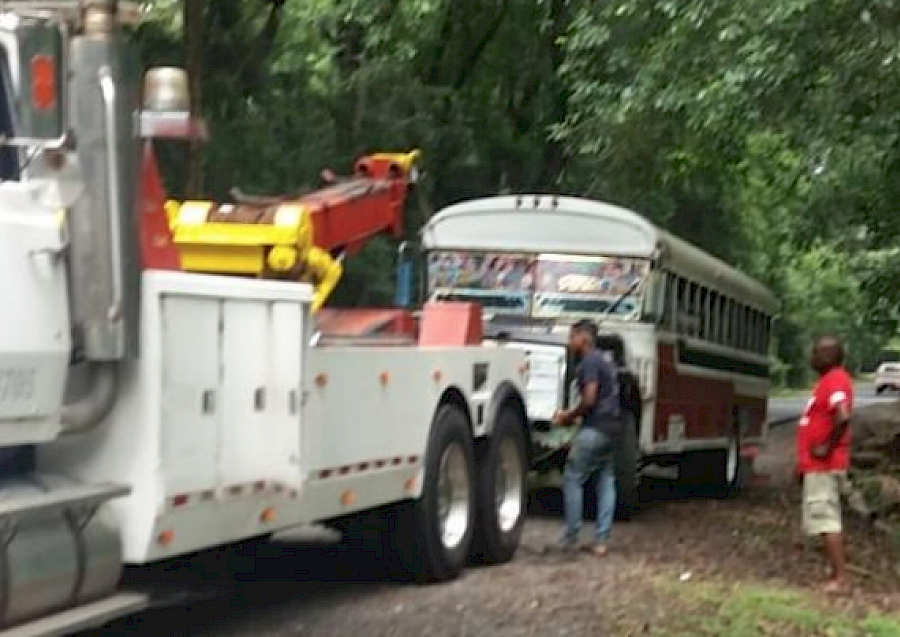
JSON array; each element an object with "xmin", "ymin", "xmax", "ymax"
[{"xmin": 875, "ymin": 362, "xmax": 900, "ymax": 395}]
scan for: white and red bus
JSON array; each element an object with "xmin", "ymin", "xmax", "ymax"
[{"xmin": 418, "ymin": 194, "xmax": 779, "ymax": 505}]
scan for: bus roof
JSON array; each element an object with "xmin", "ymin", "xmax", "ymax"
[{"xmin": 422, "ymin": 195, "xmax": 779, "ymax": 313}]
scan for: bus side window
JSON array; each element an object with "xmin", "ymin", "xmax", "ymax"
[
  {"xmin": 647, "ymin": 270, "xmax": 672, "ymax": 327},
  {"xmin": 762, "ymin": 315, "xmax": 772, "ymax": 354},
  {"xmin": 676, "ymin": 276, "xmax": 688, "ymax": 334},
  {"xmin": 725, "ymin": 298, "xmax": 734, "ymax": 347},
  {"xmin": 731, "ymin": 300, "xmax": 742, "ymax": 350},
  {"xmin": 750, "ymin": 310, "xmax": 760, "ymax": 354},
  {"xmin": 698, "ymin": 287, "xmax": 708, "ymax": 340},
  {"xmin": 742, "ymin": 306, "xmax": 752, "ymax": 352},
  {"xmin": 708, "ymin": 290, "xmax": 720, "ymax": 343},
  {"xmin": 662, "ymin": 271, "xmax": 675, "ymax": 329},
  {"xmin": 688, "ymin": 281, "xmax": 699, "ymax": 337}
]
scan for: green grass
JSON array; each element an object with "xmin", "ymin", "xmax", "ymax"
[{"xmin": 654, "ymin": 580, "xmax": 900, "ymax": 637}]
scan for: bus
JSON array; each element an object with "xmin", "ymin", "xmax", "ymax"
[{"xmin": 417, "ymin": 194, "xmax": 779, "ymax": 507}]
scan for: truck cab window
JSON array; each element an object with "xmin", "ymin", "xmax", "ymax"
[{"xmin": 0, "ymin": 50, "xmax": 19, "ymax": 181}]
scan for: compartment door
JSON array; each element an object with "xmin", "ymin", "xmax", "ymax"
[{"xmin": 160, "ymin": 294, "xmax": 222, "ymax": 497}]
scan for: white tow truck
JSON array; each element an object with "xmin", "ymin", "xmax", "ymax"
[{"xmin": 0, "ymin": 2, "xmax": 529, "ymax": 635}]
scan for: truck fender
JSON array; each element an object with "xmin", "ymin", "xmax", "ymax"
[{"xmin": 485, "ymin": 381, "xmax": 528, "ymax": 443}]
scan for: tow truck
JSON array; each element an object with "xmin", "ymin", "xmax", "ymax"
[{"xmin": 0, "ymin": 2, "xmax": 529, "ymax": 635}]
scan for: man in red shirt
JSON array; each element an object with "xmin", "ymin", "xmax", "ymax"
[{"xmin": 796, "ymin": 335, "xmax": 854, "ymax": 592}]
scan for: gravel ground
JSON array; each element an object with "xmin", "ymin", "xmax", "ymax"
[{"xmin": 87, "ymin": 424, "xmax": 900, "ymax": 636}]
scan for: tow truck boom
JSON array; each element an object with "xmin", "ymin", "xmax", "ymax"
[{"xmin": 155, "ymin": 150, "xmax": 420, "ymax": 311}]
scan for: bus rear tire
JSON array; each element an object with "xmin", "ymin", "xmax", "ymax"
[
  {"xmin": 470, "ymin": 406, "xmax": 528, "ymax": 565},
  {"xmin": 399, "ymin": 404, "xmax": 476, "ymax": 583}
]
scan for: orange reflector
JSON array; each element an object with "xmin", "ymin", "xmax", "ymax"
[
  {"xmin": 315, "ymin": 373, "xmax": 328, "ymax": 387},
  {"xmin": 404, "ymin": 477, "xmax": 416, "ymax": 492},
  {"xmin": 432, "ymin": 369, "xmax": 442, "ymax": 382},
  {"xmin": 340, "ymin": 490, "xmax": 356, "ymax": 506},
  {"xmin": 379, "ymin": 371, "xmax": 389, "ymax": 385},
  {"xmin": 157, "ymin": 530, "xmax": 175, "ymax": 546},
  {"xmin": 172, "ymin": 494, "xmax": 189, "ymax": 507},
  {"xmin": 30, "ymin": 55, "xmax": 56, "ymax": 110},
  {"xmin": 260, "ymin": 507, "xmax": 276, "ymax": 523}
]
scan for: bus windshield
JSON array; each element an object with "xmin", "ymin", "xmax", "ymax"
[{"xmin": 427, "ymin": 251, "xmax": 651, "ymax": 320}]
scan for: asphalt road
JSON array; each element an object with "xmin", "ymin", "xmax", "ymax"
[{"xmin": 766, "ymin": 380, "xmax": 894, "ymax": 426}]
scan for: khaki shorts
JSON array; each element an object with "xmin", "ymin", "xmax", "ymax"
[{"xmin": 802, "ymin": 471, "xmax": 848, "ymax": 536}]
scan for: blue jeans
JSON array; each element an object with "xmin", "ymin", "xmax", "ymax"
[{"xmin": 562, "ymin": 427, "xmax": 616, "ymax": 546}]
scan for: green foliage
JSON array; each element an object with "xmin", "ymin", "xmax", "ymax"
[{"xmin": 133, "ymin": 0, "xmax": 900, "ymax": 375}]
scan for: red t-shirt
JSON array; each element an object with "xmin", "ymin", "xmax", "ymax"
[{"xmin": 796, "ymin": 366, "xmax": 853, "ymax": 473}]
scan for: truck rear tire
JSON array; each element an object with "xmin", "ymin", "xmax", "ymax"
[
  {"xmin": 470, "ymin": 406, "xmax": 528, "ymax": 565},
  {"xmin": 400, "ymin": 403, "xmax": 476, "ymax": 582},
  {"xmin": 614, "ymin": 410, "xmax": 641, "ymax": 520}
]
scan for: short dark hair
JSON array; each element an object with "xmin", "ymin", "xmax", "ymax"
[
  {"xmin": 816, "ymin": 334, "xmax": 845, "ymax": 366},
  {"xmin": 571, "ymin": 319, "xmax": 598, "ymax": 340}
]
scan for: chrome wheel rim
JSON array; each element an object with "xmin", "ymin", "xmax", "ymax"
[
  {"xmin": 494, "ymin": 437, "xmax": 523, "ymax": 533},
  {"xmin": 437, "ymin": 442, "xmax": 470, "ymax": 549},
  {"xmin": 726, "ymin": 434, "xmax": 739, "ymax": 484}
]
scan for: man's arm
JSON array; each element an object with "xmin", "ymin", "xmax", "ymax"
[
  {"xmin": 569, "ymin": 381, "xmax": 599, "ymax": 420},
  {"xmin": 553, "ymin": 356, "xmax": 601, "ymax": 426},
  {"xmin": 812, "ymin": 390, "xmax": 851, "ymax": 459},
  {"xmin": 826, "ymin": 401, "xmax": 851, "ymax": 449}
]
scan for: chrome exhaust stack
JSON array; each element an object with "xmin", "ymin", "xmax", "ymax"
[{"xmin": 66, "ymin": 0, "xmax": 140, "ymax": 362}]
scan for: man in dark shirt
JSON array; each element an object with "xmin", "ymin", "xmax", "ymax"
[{"xmin": 552, "ymin": 319, "xmax": 621, "ymax": 556}]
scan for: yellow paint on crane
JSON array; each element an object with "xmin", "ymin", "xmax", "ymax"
[
  {"xmin": 369, "ymin": 149, "xmax": 422, "ymax": 172},
  {"xmin": 166, "ymin": 199, "xmax": 341, "ymax": 311}
]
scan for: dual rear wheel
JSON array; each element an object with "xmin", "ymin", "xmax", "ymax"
[{"xmin": 394, "ymin": 402, "xmax": 528, "ymax": 582}]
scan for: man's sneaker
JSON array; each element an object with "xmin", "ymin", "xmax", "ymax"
[
  {"xmin": 577, "ymin": 542, "xmax": 608, "ymax": 557},
  {"xmin": 588, "ymin": 543, "xmax": 608, "ymax": 558}
]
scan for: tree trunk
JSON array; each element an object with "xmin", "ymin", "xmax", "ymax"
[{"xmin": 184, "ymin": 0, "xmax": 204, "ymax": 197}]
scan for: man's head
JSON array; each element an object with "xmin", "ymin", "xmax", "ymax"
[
  {"xmin": 811, "ymin": 335, "xmax": 845, "ymax": 375},
  {"xmin": 569, "ymin": 319, "xmax": 598, "ymax": 357}
]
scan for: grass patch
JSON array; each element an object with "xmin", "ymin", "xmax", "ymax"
[{"xmin": 655, "ymin": 579, "xmax": 900, "ymax": 636}]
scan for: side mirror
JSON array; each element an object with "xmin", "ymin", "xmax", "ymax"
[
  {"xmin": 12, "ymin": 17, "xmax": 66, "ymax": 143},
  {"xmin": 395, "ymin": 241, "xmax": 419, "ymax": 309}
]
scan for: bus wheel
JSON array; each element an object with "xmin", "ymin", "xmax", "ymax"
[
  {"xmin": 402, "ymin": 404, "xmax": 476, "ymax": 583},
  {"xmin": 470, "ymin": 406, "xmax": 528, "ymax": 565},
  {"xmin": 680, "ymin": 426, "xmax": 743, "ymax": 497},
  {"xmin": 614, "ymin": 410, "xmax": 641, "ymax": 520},
  {"xmin": 722, "ymin": 428, "xmax": 742, "ymax": 492}
]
